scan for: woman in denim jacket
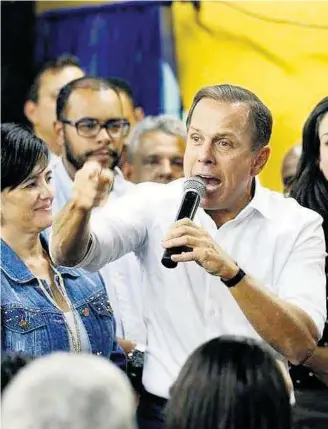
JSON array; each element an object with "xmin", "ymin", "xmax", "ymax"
[{"xmin": 1, "ymin": 123, "xmax": 124, "ymax": 361}]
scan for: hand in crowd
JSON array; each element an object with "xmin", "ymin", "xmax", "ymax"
[
  {"xmin": 72, "ymin": 161, "xmax": 114, "ymax": 210},
  {"xmin": 161, "ymin": 218, "xmax": 238, "ymax": 279}
]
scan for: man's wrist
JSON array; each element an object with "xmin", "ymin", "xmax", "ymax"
[{"xmin": 219, "ymin": 263, "xmax": 240, "ymax": 281}]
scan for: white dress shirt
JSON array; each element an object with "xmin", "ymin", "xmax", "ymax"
[
  {"xmin": 73, "ymin": 178, "xmax": 327, "ymax": 399},
  {"xmin": 51, "ymin": 160, "xmax": 146, "ymax": 346}
]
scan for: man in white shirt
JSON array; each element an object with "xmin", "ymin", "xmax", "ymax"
[
  {"xmin": 51, "ymin": 84, "xmax": 326, "ymax": 429},
  {"xmin": 51, "ymin": 76, "xmax": 146, "ymax": 354}
]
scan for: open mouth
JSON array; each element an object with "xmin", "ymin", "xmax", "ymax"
[{"xmin": 197, "ymin": 175, "xmax": 221, "ymax": 191}]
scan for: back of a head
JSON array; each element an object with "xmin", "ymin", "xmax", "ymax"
[
  {"xmin": 2, "ymin": 352, "xmax": 136, "ymax": 429},
  {"xmin": 166, "ymin": 336, "xmax": 291, "ymax": 429},
  {"xmin": 1, "ymin": 352, "xmax": 34, "ymax": 392}
]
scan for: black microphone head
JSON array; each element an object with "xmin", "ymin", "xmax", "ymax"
[{"xmin": 183, "ymin": 176, "xmax": 206, "ymax": 198}]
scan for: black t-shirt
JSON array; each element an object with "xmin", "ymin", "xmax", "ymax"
[{"xmin": 290, "ymin": 273, "xmax": 328, "ymax": 390}]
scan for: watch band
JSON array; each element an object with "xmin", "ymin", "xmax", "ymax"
[{"xmin": 221, "ymin": 267, "xmax": 246, "ymax": 288}]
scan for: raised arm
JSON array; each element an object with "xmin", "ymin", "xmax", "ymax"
[{"xmin": 51, "ymin": 161, "xmax": 113, "ymax": 267}]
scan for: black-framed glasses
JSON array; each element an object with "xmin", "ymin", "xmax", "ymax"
[{"xmin": 60, "ymin": 117, "xmax": 130, "ymax": 139}]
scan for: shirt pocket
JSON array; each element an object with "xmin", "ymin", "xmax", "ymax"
[
  {"xmin": 2, "ymin": 307, "xmax": 50, "ymax": 356},
  {"xmin": 78, "ymin": 293, "xmax": 115, "ymax": 356}
]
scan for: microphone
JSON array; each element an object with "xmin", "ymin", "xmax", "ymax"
[{"xmin": 161, "ymin": 176, "xmax": 206, "ymax": 269}]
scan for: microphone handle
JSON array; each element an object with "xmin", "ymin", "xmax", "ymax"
[{"xmin": 161, "ymin": 191, "xmax": 200, "ymax": 269}]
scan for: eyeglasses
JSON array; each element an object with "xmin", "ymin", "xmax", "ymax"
[{"xmin": 60, "ymin": 118, "xmax": 130, "ymax": 139}]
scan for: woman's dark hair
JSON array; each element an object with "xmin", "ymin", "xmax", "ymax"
[
  {"xmin": 166, "ymin": 336, "xmax": 291, "ymax": 429},
  {"xmin": 1, "ymin": 123, "xmax": 49, "ymax": 191},
  {"xmin": 1, "ymin": 352, "xmax": 34, "ymax": 392},
  {"xmin": 290, "ymin": 97, "xmax": 328, "ymax": 224}
]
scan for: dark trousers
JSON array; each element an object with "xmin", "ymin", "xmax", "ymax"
[
  {"xmin": 293, "ymin": 390, "xmax": 328, "ymax": 429},
  {"xmin": 137, "ymin": 390, "xmax": 167, "ymax": 429}
]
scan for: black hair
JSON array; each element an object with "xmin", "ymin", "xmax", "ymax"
[
  {"xmin": 166, "ymin": 336, "xmax": 291, "ymax": 429},
  {"xmin": 107, "ymin": 77, "xmax": 136, "ymax": 108},
  {"xmin": 27, "ymin": 54, "xmax": 82, "ymax": 103},
  {"xmin": 56, "ymin": 76, "xmax": 120, "ymax": 121},
  {"xmin": 186, "ymin": 84, "xmax": 272, "ymax": 150},
  {"xmin": 1, "ymin": 352, "xmax": 34, "ymax": 392},
  {"xmin": 1, "ymin": 123, "xmax": 49, "ymax": 191},
  {"xmin": 290, "ymin": 97, "xmax": 328, "ymax": 244}
]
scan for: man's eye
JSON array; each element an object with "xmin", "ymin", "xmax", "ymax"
[
  {"xmin": 25, "ymin": 182, "xmax": 36, "ymax": 189},
  {"xmin": 81, "ymin": 122, "xmax": 98, "ymax": 130},
  {"xmin": 172, "ymin": 158, "xmax": 183, "ymax": 167},
  {"xmin": 217, "ymin": 139, "xmax": 231, "ymax": 148},
  {"xmin": 144, "ymin": 157, "xmax": 160, "ymax": 166},
  {"xmin": 190, "ymin": 134, "xmax": 201, "ymax": 144}
]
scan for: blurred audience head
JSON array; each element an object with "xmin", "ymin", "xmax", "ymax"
[
  {"xmin": 55, "ymin": 76, "xmax": 130, "ymax": 177},
  {"xmin": 126, "ymin": 115, "xmax": 186, "ymax": 184},
  {"xmin": 107, "ymin": 77, "xmax": 144, "ymax": 129},
  {"xmin": 1, "ymin": 123, "xmax": 53, "ymax": 233},
  {"xmin": 1, "ymin": 353, "xmax": 34, "ymax": 392},
  {"xmin": 281, "ymin": 144, "xmax": 302, "ymax": 196},
  {"xmin": 24, "ymin": 54, "xmax": 84, "ymax": 155},
  {"xmin": 290, "ymin": 97, "xmax": 328, "ymax": 222},
  {"xmin": 166, "ymin": 336, "xmax": 292, "ymax": 429},
  {"xmin": 2, "ymin": 352, "xmax": 136, "ymax": 429}
]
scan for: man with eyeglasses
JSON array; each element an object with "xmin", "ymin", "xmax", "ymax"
[{"xmin": 51, "ymin": 76, "xmax": 146, "ymax": 370}]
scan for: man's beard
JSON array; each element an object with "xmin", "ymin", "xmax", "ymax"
[{"xmin": 64, "ymin": 137, "xmax": 122, "ymax": 171}]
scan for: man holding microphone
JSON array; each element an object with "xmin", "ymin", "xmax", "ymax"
[{"xmin": 51, "ymin": 84, "xmax": 326, "ymax": 429}]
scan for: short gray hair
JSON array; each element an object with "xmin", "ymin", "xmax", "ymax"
[
  {"xmin": 2, "ymin": 352, "xmax": 136, "ymax": 429},
  {"xmin": 127, "ymin": 114, "xmax": 186, "ymax": 162},
  {"xmin": 186, "ymin": 84, "xmax": 273, "ymax": 151}
]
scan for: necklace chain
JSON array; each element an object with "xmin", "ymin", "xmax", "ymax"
[{"xmin": 36, "ymin": 261, "xmax": 82, "ymax": 353}]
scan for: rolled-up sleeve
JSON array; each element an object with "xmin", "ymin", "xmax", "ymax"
[
  {"xmin": 74, "ymin": 186, "xmax": 148, "ymax": 272},
  {"xmin": 277, "ymin": 211, "xmax": 327, "ymax": 337}
]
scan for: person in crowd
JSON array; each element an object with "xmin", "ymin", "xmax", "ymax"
[
  {"xmin": 2, "ymin": 352, "xmax": 136, "ymax": 429},
  {"xmin": 125, "ymin": 115, "xmax": 186, "ymax": 184},
  {"xmin": 1, "ymin": 353, "xmax": 34, "ymax": 392},
  {"xmin": 165, "ymin": 336, "xmax": 292, "ymax": 429},
  {"xmin": 1, "ymin": 123, "xmax": 124, "ymax": 363},
  {"xmin": 107, "ymin": 77, "xmax": 145, "ymax": 178},
  {"xmin": 51, "ymin": 76, "xmax": 146, "ymax": 379},
  {"xmin": 289, "ymin": 97, "xmax": 328, "ymax": 428},
  {"xmin": 281, "ymin": 144, "xmax": 302, "ymax": 196},
  {"xmin": 51, "ymin": 84, "xmax": 326, "ymax": 429},
  {"xmin": 24, "ymin": 54, "xmax": 85, "ymax": 161},
  {"xmin": 107, "ymin": 77, "xmax": 144, "ymax": 130}
]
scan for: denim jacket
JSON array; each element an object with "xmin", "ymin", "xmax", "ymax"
[{"xmin": 1, "ymin": 236, "xmax": 125, "ymax": 363}]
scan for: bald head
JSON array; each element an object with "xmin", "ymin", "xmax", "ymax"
[
  {"xmin": 2, "ymin": 352, "xmax": 136, "ymax": 429},
  {"xmin": 281, "ymin": 144, "xmax": 302, "ymax": 195}
]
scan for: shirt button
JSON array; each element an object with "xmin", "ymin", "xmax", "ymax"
[
  {"xmin": 19, "ymin": 320, "xmax": 28, "ymax": 329},
  {"xmin": 309, "ymin": 372, "xmax": 314, "ymax": 377},
  {"xmin": 81, "ymin": 307, "xmax": 89, "ymax": 317}
]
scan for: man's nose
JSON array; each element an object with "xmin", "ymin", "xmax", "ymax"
[
  {"xmin": 160, "ymin": 158, "xmax": 173, "ymax": 176},
  {"xmin": 198, "ymin": 140, "xmax": 215, "ymax": 164},
  {"xmin": 97, "ymin": 126, "xmax": 112, "ymax": 143}
]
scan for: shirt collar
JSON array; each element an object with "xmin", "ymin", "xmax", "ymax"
[
  {"xmin": 240, "ymin": 178, "xmax": 274, "ymax": 220},
  {"xmin": 1, "ymin": 235, "xmax": 80, "ymax": 284}
]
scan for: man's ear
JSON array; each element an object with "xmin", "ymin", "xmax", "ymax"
[
  {"xmin": 134, "ymin": 106, "xmax": 145, "ymax": 122},
  {"xmin": 54, "ymin": 120, "xmax": 65, "ymax": 148},
  {"xmin": 251, "ymin": 146, "xmax": 271, "ymax": 176},
  {"xmin": 24, "ymin": 100, "xmax": 38, "ymax": 125}
]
